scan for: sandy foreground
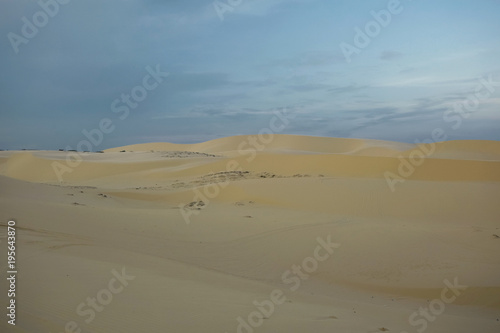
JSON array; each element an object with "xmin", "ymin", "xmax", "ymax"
[{"xmin": 0, "ymin": 134, "xmax": 499, "ymax": 333}]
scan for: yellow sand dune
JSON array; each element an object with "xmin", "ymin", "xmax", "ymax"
[
  {"xmin": 105, "ymin": 134, "xmax": 413, "ymax": 155},
  {"xmin": 0, "ymin": 135, "xmax": 499, "ymax": 333},
  {"xmin": 2, "ymin": 136, "xmax": 500, "ymax": 185}
]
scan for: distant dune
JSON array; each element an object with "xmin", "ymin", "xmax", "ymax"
[
  {"xmin": 104, "ymin": 134, "xmax": 414, "ymax": 154},
  {"xmin": 1, "ymin": 135, "xmax": 499, "ymax": 333}
]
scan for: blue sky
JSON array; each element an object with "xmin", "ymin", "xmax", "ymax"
[{"xmin": 0, "ymin": 0, "xmax": 499, "ymax": 150}]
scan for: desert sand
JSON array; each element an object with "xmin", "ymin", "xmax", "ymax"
[{"xmin": 0, "ymin": 134, "xmax": 499, "ymax": 333}]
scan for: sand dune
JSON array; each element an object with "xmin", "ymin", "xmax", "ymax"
[
  {"xmin": 0, "ymin": 135, "xmax": 499, "ymax": 332},
  {"xmin": 104, "ymin": 134, "xmax": 414, "ymax": 155}
]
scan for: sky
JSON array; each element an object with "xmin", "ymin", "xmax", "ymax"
[{"xmin": 0, "ymin": 0, "xmax": 499, "ymax": 150}]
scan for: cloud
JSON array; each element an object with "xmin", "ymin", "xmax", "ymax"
[
  {"xmin": 226, "ymin": 0, "xmax": 319, "ymax": 17},
  {"xmin": 380, "ymin": 50, "xmax": 404, "ymax": 61},
  {"xmin": 328, "ymin": 84, "xmax": 368, "ymax": 95},
  {"xmin": 375, "ymin": 76, "xmax": 490, "ymax": 89},
  {"xmin": 260, "ymin": 51, "xmax": 344, "ymax": 70},
  {"xmin": 288, "ymin": 83, "xmax": 331, "ymax": 92}
]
